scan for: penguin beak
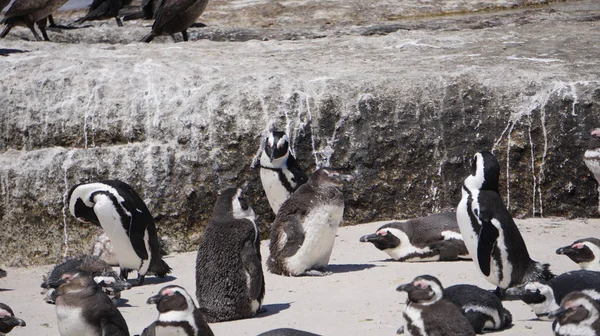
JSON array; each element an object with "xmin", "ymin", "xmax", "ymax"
[
  {"xmin": 556, "ymin": 246, "xmax": 575, "ymax": 255},
  {"xmin": 359, "ymin": 233, "xmax": 379, "ymax": 243},
  {"xmin": 505, "ymin": 285, "xmax": 525, "ymax": 296},
  {"xmin": 6, "ymin": 317, "xmax": 26, "ymax": 327},
  {"xmin": 548, "ymin": 307, "xmax": 567, "ymax": 319},
  {"xmin": 147, "ymin": 294, "xmax": 163, "ymax": 305},
  {"xmin": 46, "ymin": 278, "xmax": 67, "ymax": 289},
  {"xmin": 396, "ymin": 283, "xmax": 415, "ymax": 293}
]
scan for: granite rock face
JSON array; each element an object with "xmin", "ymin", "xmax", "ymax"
[{"xmin": 0, "ymin": 0, "xmax": 599, "ymax": 266}]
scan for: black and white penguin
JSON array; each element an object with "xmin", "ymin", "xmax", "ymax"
[
  {"xmin": 195, "ymin": 188, "xmax": 265, "ymax": 323},
  {"xmin": 41, "ymin": 255, "xmax": 132, "ymax": 305},
  {"xmin": 584, "ymin": 128, "xmax": 600, "ymax": 213},
  {"xmin": 259, "ymin": 131, "xmax": 309, "ymax": 215},
  {"xmin": 557, "ymin": 238, "xmax": 600, "ymax": 271},
  {"xmin": 47, "ymin": 270, "xmax": 130, "ymax": 336},
  {"xmin": 444, "ymin": 284, "xmax": 513, "ymax": 333},
  {"xmin": 506, "ymin": 270, "xmax": 600, "ymax": 320},
  {"xmin": 549, "ymin": 291, "xmax": 600, "ymax": 336},
  {"xmin": 68, "ymin": 180, "xmax": 171, "ymax": 286},
  {"xmin": 359, "ymin": 212, "xmax": 470, "ymax": 262},
  {"xmin": 456, "ymin": 150, "xmax": 554, "ymax": 297},
  {"xmin": 267, "ymin": 168, "xmax": 347, "ymax": 276},
  {"xmin": 141, "ymin": 285, "xmax": 214, "ymax": 336},
  {"xmin": 0, "ymin": 303, "xmax": 26, "ymax": 335},
  {"xmin": 396, "ymin": 275, "xmax": 476, "ymax": 336},
  {"xmin": 257, "ymin": 328, "xmax": 321, "ymax": 336}
]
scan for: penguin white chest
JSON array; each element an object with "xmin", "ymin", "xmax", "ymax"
[
  {"xmin": 260, "ymin": 167, "xmax": 293, "ymax": 214},
  {"xmin": 456, "ymin": 189, "xmax": 481, "ymax": 265},
  {"xmin": 403, "ymin": 304, "xmax": 426, "ymax": 336},
  {"xmin": 155, "ymin": 325, "xmax": 191, "ymax": 335},
  {"xmin": 56, "ymin": 306, "xmax": 97, "ymax": 336}
]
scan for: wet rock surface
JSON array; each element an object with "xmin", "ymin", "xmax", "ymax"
[{"xmin": 0, "ymin": 0, "xmax": 599, "ymax": 266}]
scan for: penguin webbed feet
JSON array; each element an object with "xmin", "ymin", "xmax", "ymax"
[
  {"xmin": 135, "ymin": 274, "xmax": 145, "ymax": 286},
  {"xmin": 299, "ymin": 269, "xmax": 332, "ymax": 277}
]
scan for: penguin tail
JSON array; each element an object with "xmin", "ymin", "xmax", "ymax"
[
  {"xmin": 536, "ymin": 262, "xmax": 555, "ymax": 281},
  {"xmin": 150, "ymin": 257, "xmax": 171, "ymax": 277}
]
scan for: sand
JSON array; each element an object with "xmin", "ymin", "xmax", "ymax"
[{"xmin": 1, "ymin": 216, "xmax": 600, "ymax": 335}]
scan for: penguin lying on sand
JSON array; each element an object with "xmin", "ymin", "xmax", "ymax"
[
  {"xmin": 0, "ymin": 303, "xmax": 26, "ymax": 334},
  {"xmin": 549, "ymin": 291, "xmax": 600, "ymax": 336},
  {"xmin": 557, "ymin": 238, "xmax": 600, "ymax": 271},
  {"xmin": 359, "ymin": 212, "xmax": 470, "ymax": 262},
  {"xmin": 142, "ymin": 285, "xmax": 214, "ymax": 336},
  {"xmin": 456, "ymin": 150, "xmax": 554, "ymax": 298},
  {"xmin": 396, "ymin": 275, "xmax": 475, "ymax": 336},
  {"xmin": 584, "ymin": 128, "xmax": 600, "ymax": 213},
  {"xmin": 506, "ymin": 270, "xmax": 600, "ymax": 320},
  {"xmin": 68, "ymin": 180, "xmax": 171, "ymax": 286},
  {"xmin": 257, "ymin": 329, "xmax": 321, "ymax": 336}
]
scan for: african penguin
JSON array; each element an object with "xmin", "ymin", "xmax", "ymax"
[
  {"xmin": 506, "ymin": 270, "xmax": 600, "ymax": 320},
  {"xmin": 68, "ymin": 180, "xmax": 172, "ymax": 286},
  {"xmin": 140, "ymin": 0, "xmax": 209, "ymax": 42},
  {"xmin": 257, "ymin": 328, "xmax": 321, "ymax": 336},
  {"xmin": 195, "ymin": 187, "xmax": 265, "ymax": 323},
  {"xmin": 0, "ymin": 0, "xmax": 69, "ymax": 41},
  {"xmin": 0, "ymin": 303, "xmax": 26, "ymax": 335},
  {"xmin": 557, "ymin": 238, "xmax": 600, "ymax": 271},
  {"xmin": 396, "ymin": 275, "xmax": 476, "ymax": 336},
  {"xmin": 47, "ymin": 270, "xmax": 129, "ymax": 336},
  {"xmin": 584, "ymin": 128, "xmax": 600, "ymax": 213},
  {"xmin": 549, "ymin": 291, "xmax": 600, "ymax": 336},
  {"xmin": 74, "ymin": 0, "xmax": 132, "ymax": 27},
  {"xmin": 267, "ymin": 168, "xmax": 347, "ymax": 276},
  {"xmin": 456, "ymin": 150, "xmax": 554, "ymax": 297},
  {"xmin": 444, "ymin": 284, "xmax": 513, "ymax": 333},
  {"xmin": 259, "ymin": 131, "xmax": 309, "ymax": 215},
  {"xmin": 41, "ymin": 255, "xmax": 131, "ymax": 305},
  {"xmin": 141, "ymin": 285, "xmax": 214, "ymax": 336},
  {"xmin": 359, "ymin": 212, "xmax": 470, "ymax": 262}
]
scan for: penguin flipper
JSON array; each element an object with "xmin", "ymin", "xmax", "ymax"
[
  {"xmin": 287, "ymin": 155, "xmax": 308, "ymax": 186},
  {"xmin": 241, "ymin": 236, "xmax": 264, "ymax": 303},
  {"xmin": 477, "ymin": 220, "xmax": 499, "ymax": 277}
]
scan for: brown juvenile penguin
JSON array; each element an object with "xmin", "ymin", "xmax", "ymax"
[
  {"xmin": 140, "ymin": 0, "xmax": 209, "ymax": 42},
  {"xmin": 0, "ymin": 0, "xmax": 68, "ymax": 41}
]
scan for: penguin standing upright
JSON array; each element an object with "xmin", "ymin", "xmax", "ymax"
[
  {"xmin": 456, "ymin": 151, "xmax": 554, "ymax": 297},
  {"xmin": 584, "ymin": 128, "xmax": 600, "ymax": 213},
  {"xmin": 259, "ymin": 131, "xmax": 309, "ymax": 215},
  {"xmin": 267, "ymin": 168, "xmax": 346, "ymax": 277},
  {"xmin": 557, "ymin": 238, "xmax": 600, "ymax": 271},
  {"xmin": 68, "ymin": 180, "xmax": 171, "ymax": 286},
  {"xmin": 549, "ymin": 291, "xmax": 600, "ymax": 336},
  {"xmin": 142, "ymin": 285, "xmax": 214, "ymax": 336},
  {"xmin": 0, "ymin": 303, "xmax": 26, "ymax": 335},
  {"xmin": 195, "ymin": 188, "xmax": 265, "ymax": 323}
]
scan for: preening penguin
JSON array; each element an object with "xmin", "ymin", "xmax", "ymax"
[
  {"xmin": 584, "ymin": 128, "xmax": 600, "ymax": 213},
  {"xmin": 259, "ymin": 131, "xmax": 309, "ymax": 215},
  {"xmin": 549, "ymin": 291, "xmax": 600, "ymax": 336},
  {"xmin": 456, "ymin": 151, "xmax": 554, "ymax": 297},
  {"xmin": 359, "ymin": 212, "xmax": 470, "ymax": 262},
  {"xmin": 267, "ymin": 168, "xmax": 347, "ymax": 277},
  {"xmin": 195, "ymin": 188, "xmax": 265, "ymax": 323},
  {"xmin": 0, "ymin": 303, "xmax": 26, "ymax": 335},
  {"xmin": 557, "ymin": 238, "xmax": 600, "ymax": 271},
  {"xmin": 67, "ymin": 180, "xmax": 171, "ymax": 286}
]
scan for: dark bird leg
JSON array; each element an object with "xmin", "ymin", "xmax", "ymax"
[
  {"xmin": 115, "ymin": 17, "xmax": 123, "ymax": 27},
  {"xmin": 0, "ymin": 25, "xmax": 12, "ymax": 39},
  {"xmin": 36, "ymin": 17, "xmax": 50, "ymax": 41},
  {"xmin": 136, "ymin": 274, "xmax": 145, "ymax": 286},
  {"xmin": 119, "ymin": 268, "xmax": 130, "ymax": 281},
  {"xmin": 48, "ymin": 15, "xmax": 56, "ymax": 27},
  {"xmin": 26, "ymin": 22, "xmax": 42, "ymax": 41},
  {"xmin": 140, "ymin": 33, "xmax": 155, "ymax": 43},
  {"xmin": 181, "ymin": 29, "xmax": 188, "ymax": 41}
]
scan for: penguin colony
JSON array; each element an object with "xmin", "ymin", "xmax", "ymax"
[{"xmin": 0, "ymin": 129, "xmax": 599, "ymax": 336}]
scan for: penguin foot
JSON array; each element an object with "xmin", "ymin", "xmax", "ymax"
[
  {"xmin": 396, "ymin": 326, "xmax": 405, "ymax": 334},
  {"xmin": 135, "ymin": 275, "xmax": 145, "ymax": 286},
  {"xmin": 257, "ymin": 307, "xmax": 267, "ymax": 314},
  {"xmin": 300, "ymin": 270, "xmax": 332, "ymax": 277}
]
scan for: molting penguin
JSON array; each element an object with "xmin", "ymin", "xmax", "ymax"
[
  {"xmin": 74, "ymin": 0, "xmax": 133, "ymax": 27},
  {"xmin": 257, "ymin": 329, "xmax": 321, "ymax": 336},
  {"xmin": 396, "ymin": 275, "xmax": 475, "ymax": 336},
  {"xmin": 584, "ymin": 128, "xmax": 600, "ymax": 213},
  {"xmin": 68, "ymin": 180, "xmax": 172, "ymax": 286},
  {"xmin": 259, "ymin": 131, "xmax": 309, "ymax": 215},
  {"xmin": 267, "ymin": 168, "xmax": 347, "ymax": 277},
  {"xmin": 141, "ymin": 285, "xmax": 214, "ymax": 336},
  {"xmin": 506, "ymin": 270, "xmax": 600, "ymax": 320},
  {"xmin": 0, "ymin": 303, "xmax": 26, "ymax": 335},
  {"xmin": 444, "ymin": 284, "xmax": 513, "ymax": 333},
  {"xmin": 195, "ymin": 188, "xmax": 265, "ymax": 323},
  {"xmin": 557, "ymin": 238, "xmax": 600, "ymax": 271},
  {"xmin": 0, "ymin": 0, "xmax": 69, "ymax": 41},
  {"xmin": 456, "ymin": 150, "xmax": 554, "ymax": 297},
  {"xmin": 549, "ymin": 291, "xmax": 600, "ymax": 336},
  {"xmin": 140, "ymin": 0, "xmax": 209, "ymax": 42},
  {"xmin": 359, "ymin": 212, "xmax": 470, "ymax": 262},
  {"xmin": 47, "ymin": 270, "xmax": 129, "ymax": 336}
]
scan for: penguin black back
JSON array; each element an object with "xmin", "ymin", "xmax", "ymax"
[{"xmin": 0, "ymin": 303, "xmax": 26, "ymax": 334}]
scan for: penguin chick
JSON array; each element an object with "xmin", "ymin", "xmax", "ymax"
[
  {"xmin": 506, "ymin": 270, "xmax": 600, "ymax": 320},
  {"xmin": 257, "ymin": 329, "xmax": 321, "ymax": 336},
  {"xmin": 68, "ymin": 180, "xmax": 172, "ymax": 286},
  {"xmin": 0, "ymin": 303, "xmax": 26, "ymax": 334},
  {"xmin": 74, "ymin": 0, "xmax": 132, "ymax": 27},
  {"xmin": 396, "ymin": 275, "xmax": 475, "ymax": 336},
  {"xmin": 549, "ymin": 291, "xmax": 600, "ymax": 336},
  {"xmin": 359, "ymin": 212, "xmax": 470, "ymax": 262},
  {"xmin": 141, "ymin": 285, "xmax": 214, "ymax": 336},
  {"xmin": 140, "ymin": 0, "xmax": 209, "ymax": 42},
  {"xmin": 0, "ymin": 0, "xmax": 68, "ymax": 41},
  {"xmin": 557, "ymin": 238, "xmax": 600, "ymax": 271},
  {"xmin": 267, "ymin": 168, "xmax": 347, "ymax": 277},
  {"xmin": 444, "ymin": 284, "xmax": 513, "ymax": 333},
  {"xmin": 48, "ymin": 270, "xmax": 129, "ymax": 336},
  {"xmin": 195, "ymin": 188, "xmax": 265, "ymax": 323},
  {"xmin": 456, "ymin": 150, "xmax": 554, "ymax": 298},
  {"xmin": 584, "ymin": 128, "xmax": 600, "ymax": 213},
  {"xmin": 259, "ymin": 130, "xmax": 308, "ymax": 215}
]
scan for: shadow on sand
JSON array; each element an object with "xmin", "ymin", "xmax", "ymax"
[
  {"xmin": 256, "ymin": 303, "xmax": 292, "ymax": 318},
  {"xmin": 129, "ymin": 275, "xmax": 177, "ymax": 286},
  {"xmin": 0, "ymin": 49, "xmax": 28, "ymax": 57},
  {"xmin": 327, "ymin": 264, "xmax": 377, "ymax": 274}
]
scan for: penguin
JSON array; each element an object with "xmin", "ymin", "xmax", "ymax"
[
  {"xmin": 259, "ymin": 131, "xmax": 309, "ymax": 215},
  {"xmin": 47, "ymin": 270, "xmax": 130, "ymax": 336},
  {"xmin": 267, "ymin": 168, "xmax": 347, "ymax": 277},
  {"xmin": 0, "ymin": 0, "xmax": 69, "ymax": 41},
  {"xmin": 195, "ymin": 187, "xmax": 265, "ymax": 323},
  {"xmin": 506, "ymin": 270, "xmax": 600, "ymax": 320},
  {"xmin": 41, "ymin": 255, "xmax": 132, "ymax": 305},
  {"xmin": 456, "ymin": 150, "xmax": 554, "ymax": 297},
  {"xmin": 557, "ymin": 238, "xmax": 600, "ymax": 271},
  {"xmin": 444, "ymin": 284, "xmax": 513, "ymax": 333},
  {"xmin": 549, "ymin": 291, "xmax": 600, "ymax": 336},
  {"xmin": 140, "ymin": 0, "xmax": 209, "ymax": 42},
  {"xmin": 0, "ymin": 303, "xmax": 26, "ymax": 335},
  {"xmin": 141, "ymin": 285, "xmax": 214, "ymax": 336},
  {"xmin": 74, "ymin": 0, "xmax": 133, "ymax": 27},
  {"xmin": 68, "ymin": 179, "xmax": 172, "ymax": 286},
  {"xmin": 257, "ymin": 329, "xmax": 321, "ymax": 336},
  {"xmin": 359, "ymin": 212, "xmax": 470, "ymax": 262},
  {"xmin": 584, "ymin": 128, "xmax": 600, "ymax": 213},
  {"xmin": 396, "ymin": 275, "xmax": 476, "ymax": 336}
]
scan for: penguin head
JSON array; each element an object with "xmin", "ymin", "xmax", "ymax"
[
  {"xmin": 67, "ymin": 183, "xmax": 101, "ymax": 225},
  {"xmin": 464, "ymin": 151, "xmax": 500, "ymax": 193},
  {"xmin": 549, "ymin": 291, "xmax": 600, "ymax": 326},
  {"xmin": 147, "ymin": 285, "xmax": 196, "ymax": 318},
  {"xmin": 396, "ymin": 275, "xmax": 444, "ymax": 305},
  {"xmin": 587, "ymin": 128, "xmax": 600, "ymax": 151},
  {"xmin": 0, "ymin": 303, "xmax": 26, "ymax": 333},
  {"xmin": 507, "ymin": 281, "xmax": 556, "ymax": 318},
  {"xmin": 359, "ymin": 227, "xmax": 401, "ymax": 251},
  {"xmin": 556, "ymin": 239, "xmax": 600, "ymax": 267},
  {"xmin": 47, "ymin": 270, "xmax": 98, "ymax": 296},
  {"xmin": 309, "ymin": 168, "xmax": 351, "ymax": 189},
  {"xmin": 212, "ymin": 187, "xmax": 256, "ymax": 221},
  {"xmin": 264, "ymin": 131, "xmax": 290, "ymax": 163}
]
